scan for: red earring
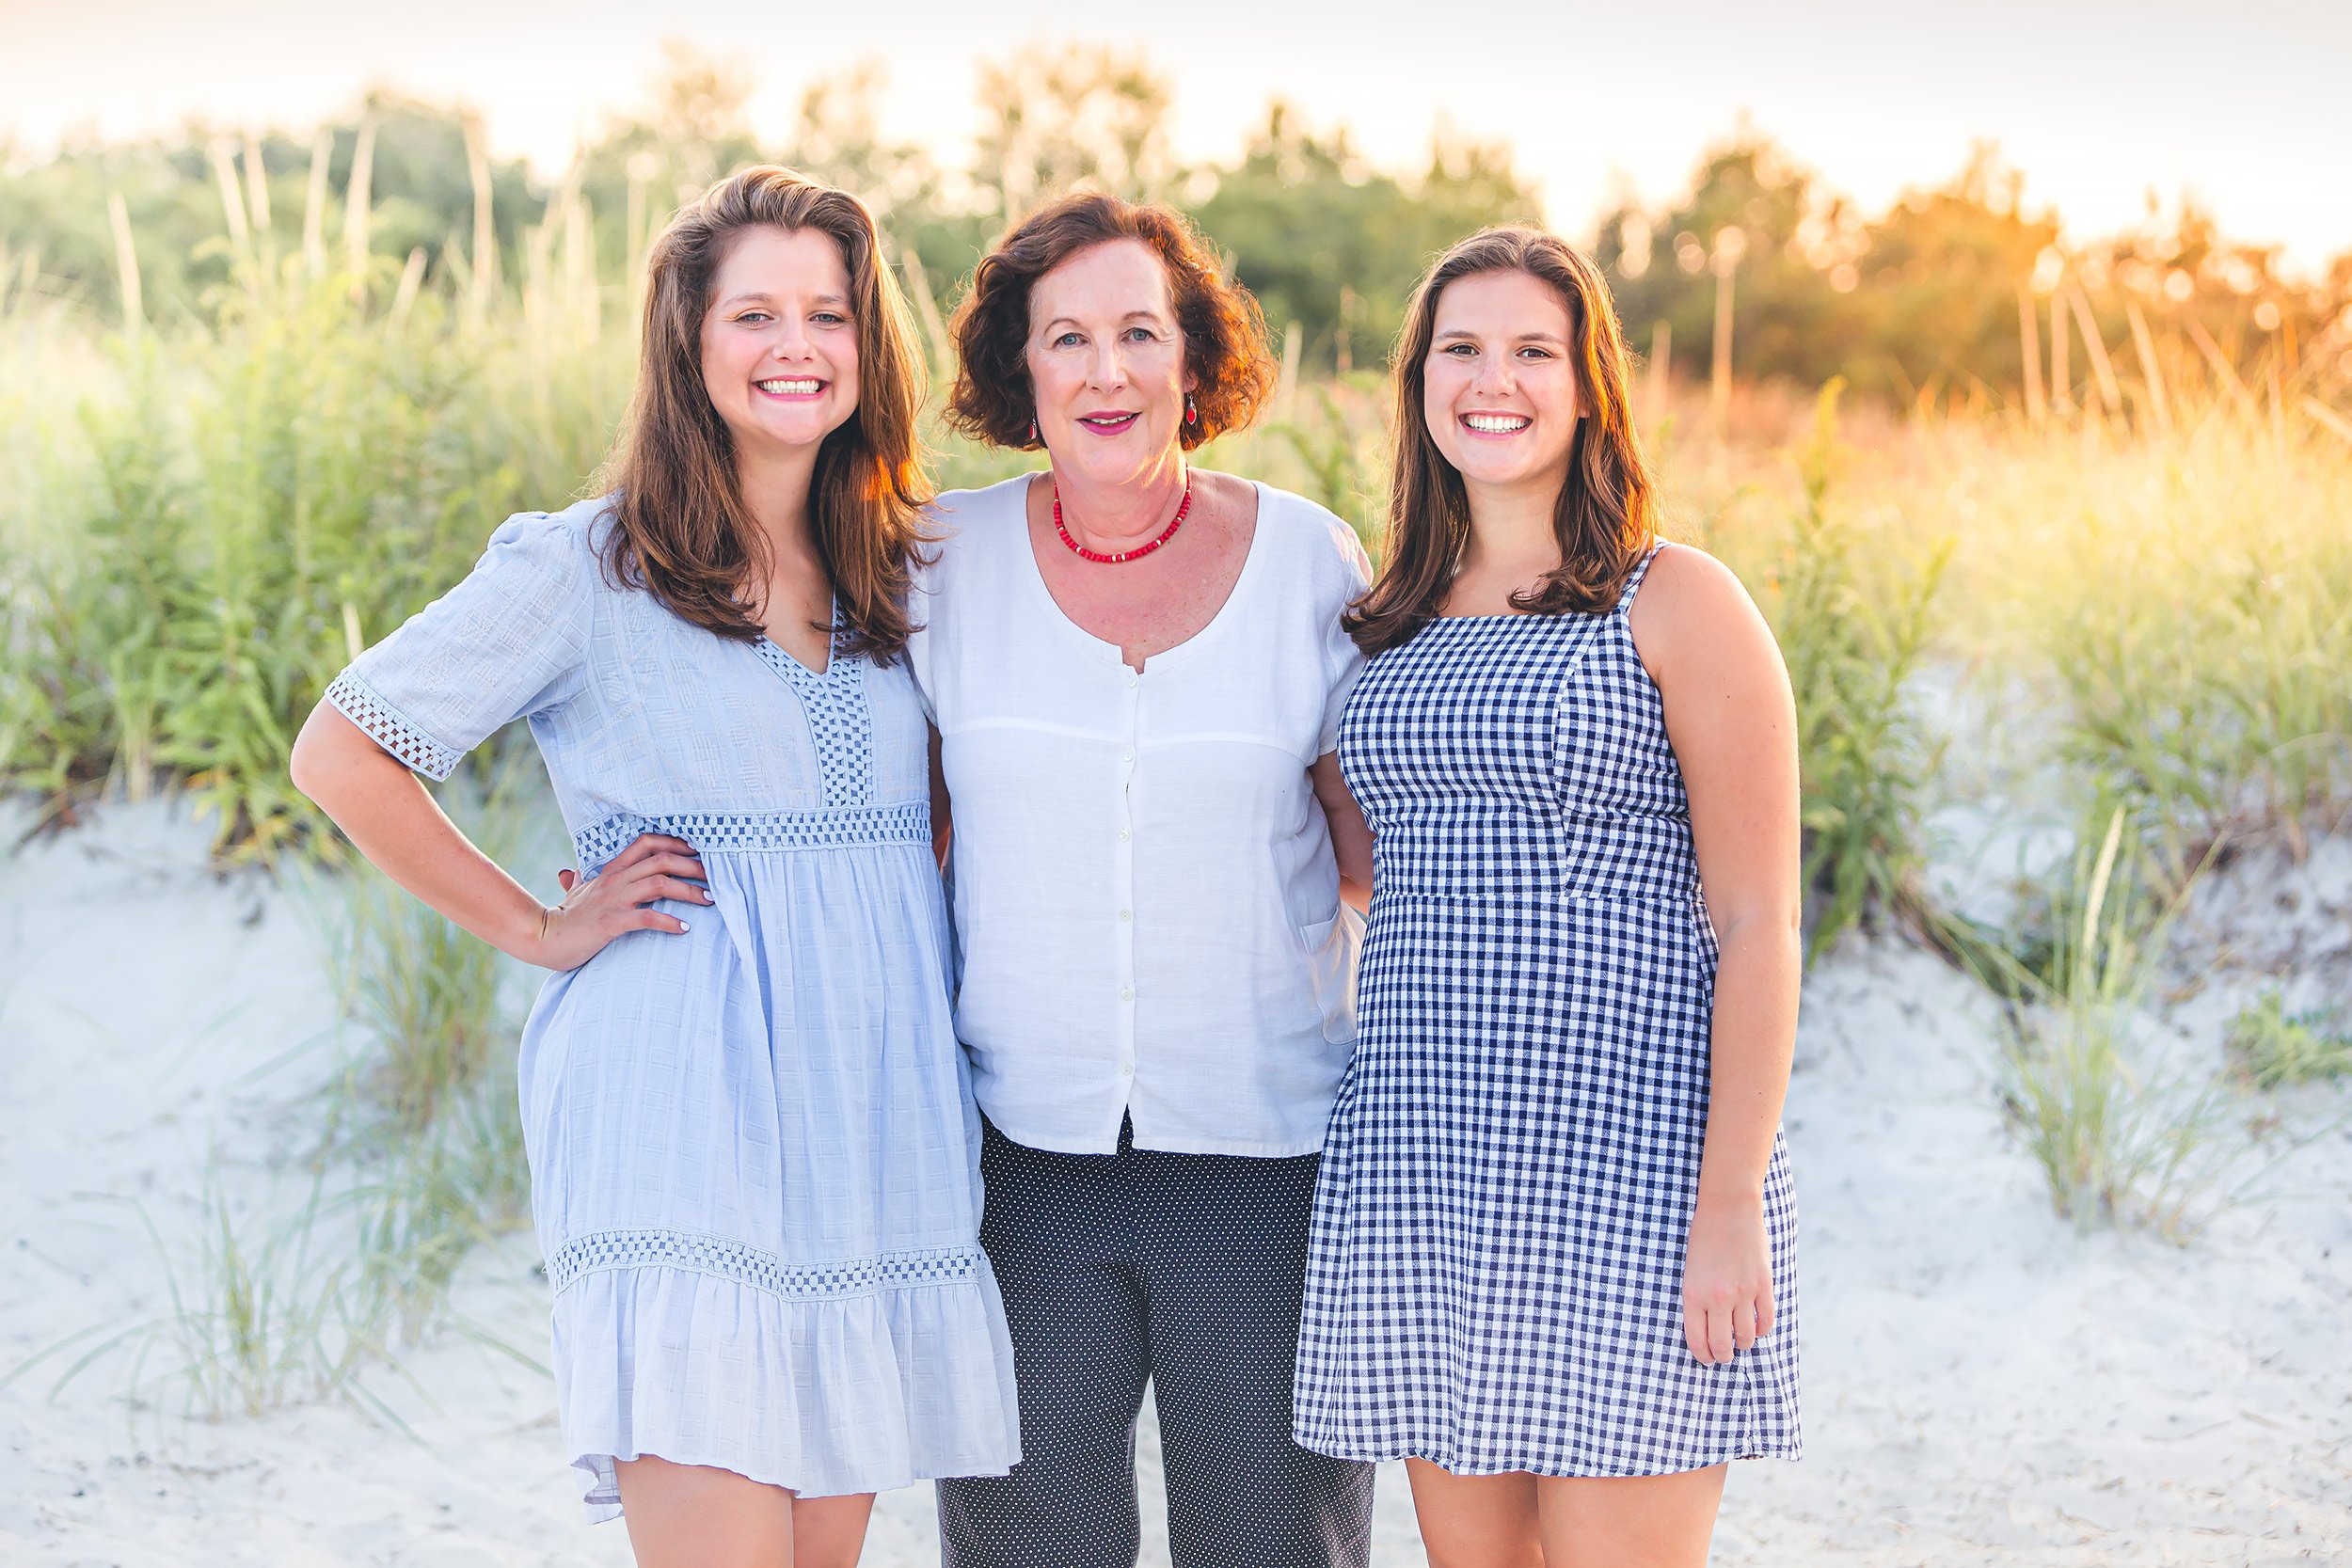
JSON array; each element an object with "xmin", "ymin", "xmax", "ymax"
[
  {"xmin": 1028, "ymin": 416, "xmax": 1039, "ymax": 444},
  {"xmin": 1184, "ymin": 394, "xmax": 1198, "ymax": 427}
]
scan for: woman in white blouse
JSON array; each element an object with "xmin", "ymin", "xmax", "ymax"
[{"xmin": 909, "ymin": 193, "xmax": 1378, "ymax": 1568}]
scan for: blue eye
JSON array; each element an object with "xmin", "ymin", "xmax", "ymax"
[
  {"xmin": 1055, "ymin": 331, "xmax": 1083, "ymax": 349},
  {"xmin": 738, "ymin": 309, "xmax": 772, "ymax": 325}
]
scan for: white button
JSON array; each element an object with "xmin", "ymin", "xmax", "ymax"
[
  {"xmin": 1125, "ymin": 671, "xmax": 1138, "ymax": 688},
  {"xmin": 1120, "ymin": 985, "xmax": 1134, "ymax": 1001},
  {"xmin": 1118, "ymin": 827, "xmax": 1131, "ymax": 841},
  {"xmin": 1121, "ymin": 749, "xmax": 1134, "ymax": 763},
  {"xmin": 1118, "ymin": 909, "xmax": 1132, "ymax": 922}
]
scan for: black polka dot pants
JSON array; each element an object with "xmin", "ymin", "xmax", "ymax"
[{"xmin": 937, "ymin": 1117, "xmax": 1375, "ymax": 1568}]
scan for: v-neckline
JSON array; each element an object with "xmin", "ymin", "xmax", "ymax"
[{"xmin": 755, "ymin": 596, "xmax": 840, "ymax": 681}]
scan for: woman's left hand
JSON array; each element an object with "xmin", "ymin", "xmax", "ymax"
[{"xmin": 1681, "ymin": 1195, "xmax": 1774, "ymax": 1365}]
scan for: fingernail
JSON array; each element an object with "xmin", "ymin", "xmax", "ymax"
[{"xmin": 678, "ymin": 921, "xmax": 691, "ymax": 931}]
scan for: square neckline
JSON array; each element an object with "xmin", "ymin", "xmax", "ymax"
[{"xmin": 1426, "ymin": 540, "xmax": 1669, "ymax": 623}]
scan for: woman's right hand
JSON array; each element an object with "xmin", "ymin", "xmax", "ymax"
[{"xmin": 524, "ymin": 833, "xmax": 710, "ymax": 971}]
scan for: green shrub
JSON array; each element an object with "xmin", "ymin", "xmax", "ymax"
[
  {"xmin": 1765, "ymin": 383, "xmax": 1950, "ymax": 961},
  {"xmin": 1995, "ymin": 807, "xmax": 2227, "ymax": 1239},
  {"xmin": 2225, "ymin": 990, "xmax": 2352, "ymax": 1090}
]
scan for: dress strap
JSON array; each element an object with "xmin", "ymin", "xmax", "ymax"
[{"xmin": 1613, "ymin": 539, "xmax": 1669, "ymax": 617}]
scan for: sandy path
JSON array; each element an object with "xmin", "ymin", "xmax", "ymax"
[{"xmin": 3, "ymin": 800, "xmax": 2344, "ymax": 1564}]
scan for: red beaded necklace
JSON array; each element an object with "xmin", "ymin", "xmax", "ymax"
[{"xmin": 1052, "ymin": 471, "xmax": 1193, "ymax": 565}]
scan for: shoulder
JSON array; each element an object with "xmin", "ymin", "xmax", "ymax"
[
  {"xmin": 1626, "ymin": 541, "xmax": 1779, "ymax": 682},
  {"xmin": 443, "ymin": 498, "xmax": 612, "ymax": 631},
  {"xmin": 1629, "ymin": 540, "xmax": 1759, "ymax": 625},
  {"xmin": 923, "ymin": 473, "xmax": 1034, "ymax": 546},
  {"xmin": 485, "ymin": 493, "xmax": 610, "ymax": 568},
  {"xmin": 914, "ymin": 474, "xmax": 1035, "ymax": 604},
  {"xmin": 1237, "ymin": 478, "xmax": 1375, "ymax": 593}
]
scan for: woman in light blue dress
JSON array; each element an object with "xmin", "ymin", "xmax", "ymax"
[{"xmin": 289, "ymin": 166, "xmax": 1018, "ymax": 1566}]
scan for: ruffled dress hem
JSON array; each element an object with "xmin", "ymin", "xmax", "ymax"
[{"xmin": 551, "ymin": 1251, "xmax": 1023, "ymax": 1522}]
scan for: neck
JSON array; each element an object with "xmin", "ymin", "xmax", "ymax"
[
  {"xmin": 1051, "ymin": 448, "xmax": 1188, "ymax": 549},
  {"xmin": 736, "ymin": 438, "xmax": 824, "ymax": 574},
  {"xmin": 1460, "ymin": 472, "xmax": 1565, "ymax": 581}
]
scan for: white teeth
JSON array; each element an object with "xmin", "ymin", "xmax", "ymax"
[
  {"xmin": 757, "ymin": 377, "xmax": 820, "ymax": 395},
  {"xmin": 1465, "ymin": 412, "xmax": 1530, "ymax": 433}
]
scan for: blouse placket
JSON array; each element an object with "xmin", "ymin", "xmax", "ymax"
[{"xmin": 1113, "ymin": 661, "xmax": 1142, "ymax": 1095}]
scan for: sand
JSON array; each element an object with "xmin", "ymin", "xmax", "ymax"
[{"xmin": 3, "ymin": 797, "xmax": 2346, "ymax": 1565}]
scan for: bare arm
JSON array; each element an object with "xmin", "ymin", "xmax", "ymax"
[
  {"xmin": 289, "ymin": 702, "xmax": 706, "ymax": 971},
  {"xmin": 1311, "ymin": 751, "xmax": 1375, "ymax": 915},
  {"xmin": 1629, "ymin": 545, "xmax": 1803, "ymax": 1367}
]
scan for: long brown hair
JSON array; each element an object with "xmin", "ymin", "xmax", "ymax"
[
  {"xmin": 599, "ymin": 165, "xmax": 931, "ymax": 660},
  {"xmin": 1345, "ymin": 227, "xmax": 1658, "ymax": 656}
]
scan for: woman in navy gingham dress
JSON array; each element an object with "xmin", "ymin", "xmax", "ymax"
[{"xmin": 1294, "ymin": 229, "xmax": 1801, "ymax": 1566}]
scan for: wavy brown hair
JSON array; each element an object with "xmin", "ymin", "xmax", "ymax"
[
  {"xmin": 1345, "ymin": 227, "xmax": 1658, "ymax": 656},
  {"xmin": 598, "ymin": 165, "xmax": 930, "ymax": 660},
  {"xmin": 946, "ymin": 192, "xmax": 1276, "ymax": 451}
]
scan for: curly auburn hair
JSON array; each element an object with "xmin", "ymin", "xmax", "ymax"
[
  {"xmin": 1345, "ymin": 226, "xmax": 1659, "ymax": 656},
  {"xmin": 598, "ymin": 165, "xmax": 931, "ymax": 661},
  {"xmin": 946, "ymin": 192, "xmax": 1276, "ymax": 451}
]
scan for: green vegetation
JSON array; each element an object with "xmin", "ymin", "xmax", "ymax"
[
  {"xmin": 2, "ymin": 772, "xmax": 553, "ymax": 1421},
  {"xmin": 0, "ymin": 1179, "xmax": 370, "ymax": 1422},
  {"xmin": 11, "ymin": 46, "xmax": 2345, "ymax": 394},
  {"xmin": 3, "ymin": 51, "xmax": 2349, "ymax": 1383},
  {"xmin": 326, "ymin": 754, "xmax": 544, "ymax": 1129},
  {"xmin": 1596, "ymin": 136, "xmax": 2347, "ymax": 411},
  {"xmin": 1753, "ymin": 384, "xmax": 1949, "ymax": 962},
  {"xmin": 0, "ymin": 45, "xmax": 1539, "ymax": 380},
  {"xmin": 0, "ymin": 225, "xmax": 630, "ymax": 853},
  {"xmin": 316, "ymin": 755, "xmax": 550, "ymax": 1354},
  {"xmin": 2226, "ymin": 991, "xmax": 2352, "ymax": 1090},
  {"xmin": 1993, "ymin": 809, "xmax": 2228, "ymax": 1240},
  {"xmin": 1901, "ymin": 395, "xmax": 2352, "ymax": 875}
]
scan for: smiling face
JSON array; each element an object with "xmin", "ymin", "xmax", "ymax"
[
  {"xmin": 1422, "ymin": 267, "xmax": 1584, "ymax": 499},
  {"xmin": 699, "ymin": 224, "xmax": 861, "ymax": 459},
  {"xmin": 1025, "ymin": 238, "xmax": 1195, "ymax": 487}
]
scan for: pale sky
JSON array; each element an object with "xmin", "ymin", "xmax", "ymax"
[{"xmin": 5, "ymin": 0, "xmax": 2346, "ymax": 273}]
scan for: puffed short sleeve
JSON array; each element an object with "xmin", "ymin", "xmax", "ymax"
[
  {"xmin": 324, "ymin": 513, "xmax": 593, "ymax": 781},
  {"xmin": 1316, "ymin": 517, "xmax": 1374, "ymax": 756}
]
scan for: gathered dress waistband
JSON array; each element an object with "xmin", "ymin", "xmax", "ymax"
[{"xmin": 574, "ymin": 801, "xmax": 931, "ymax": 871}]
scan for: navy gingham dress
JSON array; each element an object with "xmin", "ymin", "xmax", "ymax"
[{"xmin": 1293, "ymin": 545, "xmax": 1802, "ymax": 1476}]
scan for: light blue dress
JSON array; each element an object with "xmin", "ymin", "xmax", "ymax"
[{"xmin": 326, "ymin": 496, "xmax": 1021, "ymax": 1520}]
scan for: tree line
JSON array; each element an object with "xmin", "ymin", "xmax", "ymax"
[{"xmin": 3, "ymin": 42, "xmax": 2344, "ymax": 409}]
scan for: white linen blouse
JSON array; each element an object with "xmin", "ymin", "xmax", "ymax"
[{"xmin": 907, "ymin": 474, "xmax": 1372, "ymax": 1157}]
